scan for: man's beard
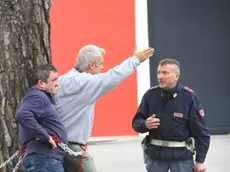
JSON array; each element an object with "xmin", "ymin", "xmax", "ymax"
[{"xmin": 159, "ymin": 82, "xmax": 167, "ymax": 88}]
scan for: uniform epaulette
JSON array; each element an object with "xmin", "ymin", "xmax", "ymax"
[
  {"xmin": 182, "ymin": 86, "xmax": 195, "ymax": 94},
  {"xmin": 149, "ymin": 85, "xmax": 160, "ymax": 91}
]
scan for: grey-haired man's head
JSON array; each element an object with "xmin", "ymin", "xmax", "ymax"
[{"xmin": 75, "ymin": 45, "xmax": 105, "ymax": 74}]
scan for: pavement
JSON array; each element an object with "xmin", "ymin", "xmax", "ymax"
[{"xmin": 88, "ymin": 134, "xmax": 230, "ymax": 172}]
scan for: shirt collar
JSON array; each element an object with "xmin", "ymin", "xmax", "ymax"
[{"xmin": 162, "ymin": 82, "xmax": 181, "ymax": 93}]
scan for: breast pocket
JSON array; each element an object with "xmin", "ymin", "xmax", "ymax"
[
  {"xmin": 158, "ymin": 113, "xmax": 173, "ymax": 138},
  {"xmin": 171, "ymin": 112, "xmax": 189, "ymax": 139}
]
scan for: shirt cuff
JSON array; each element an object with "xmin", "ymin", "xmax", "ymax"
[
  {"xmin": 132, "ymin": 56, "xmax": 141, "ymax": 66},
  {"xmin": 195, "ymin": 157, "xmax": 205, "ymax": 163}
]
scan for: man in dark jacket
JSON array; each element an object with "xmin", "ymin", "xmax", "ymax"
[
  {"xmin": 15, "ymin": 64, "xmax": 67, "ymax": 172},
  {"xmin": 132, "ymin": 59, "xmax": 210, "ymax": 172}
]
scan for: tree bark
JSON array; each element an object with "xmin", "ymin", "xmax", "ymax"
[{"xmin": 0, "ymin": 0, "xmax": 52, "ymax": 171}]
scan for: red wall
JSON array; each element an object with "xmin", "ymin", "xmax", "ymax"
[{"xmin": 50, "ymin": 0, "xmax": 138, "ymax": 136}]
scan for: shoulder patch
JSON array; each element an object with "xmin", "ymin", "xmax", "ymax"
[
  {"xmin": 182, "ymin": 86, "xmax": 194, "ymax": 93},
  {"xmin": 149, "ymin": 85, "xmax": 160, "ymax": 90}
]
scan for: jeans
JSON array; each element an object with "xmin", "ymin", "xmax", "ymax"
[{"xmin": 23, "ymin": 153, "xmax": 64, "ymax": 172}]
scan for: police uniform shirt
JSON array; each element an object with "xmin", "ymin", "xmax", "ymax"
[{"xmin": 132, "ymin": 83, "xmax": 210, "ymax": 163}]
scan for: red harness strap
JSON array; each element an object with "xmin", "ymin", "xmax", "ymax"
[
  {"xmin": 53, "ymin": 136, "xmax": 88, "ymax": 172},
  {"xmin": 20, "ymin": 136, "xmax": 62, "ymax": 160},
  {"xmin": 51, "ymin": 136, "xmax": 62, "ymax": 144},
  {"xmin": 20, "ymin": 143, "xmax": 27, "ymax": 157},
  {"xmin": 79, "ymin": 143, "xmax": 87, "ymax": 172},
  {"xmin": 20, "ymin": 138, "xmax": 36, "ymax": 158}
]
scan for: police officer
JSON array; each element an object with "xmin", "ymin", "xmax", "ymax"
[{"xmin": 132, "ymin": 59, "xmax": 210, "ymax": 172}]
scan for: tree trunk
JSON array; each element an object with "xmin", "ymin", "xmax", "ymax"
[{"xmin": 0, "ymin": 0, "xmax": 52, "ymax": 171}]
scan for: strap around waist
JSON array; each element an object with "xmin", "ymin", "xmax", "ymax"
[
  {"xmin": 68, "ymin": 141, "xmax": 85, "ymax": 146},
  {"xmin": 150, "ymin": 139, "xmax": 186, "ymax": 147}
]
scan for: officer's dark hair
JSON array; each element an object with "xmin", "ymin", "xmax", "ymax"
[
  {"xmin": 159, "ymin": 59, "xmax": 180, "ymax": 74},
  {"xmin": 29, "ymin": 64, "xmax": 57, "ymax": 86}
]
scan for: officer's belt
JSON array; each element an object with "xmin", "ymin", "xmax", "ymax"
[{"xmin": 150, "ymin": 139, "xmax": 186, "ymax": 147}]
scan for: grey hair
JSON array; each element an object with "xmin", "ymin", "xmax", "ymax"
[
  {"xmin": 75, "ymin": 45, "xmax": 105, "ymax": 71},
  {"xmin": 159, "ymin": 58, "xmax": 180, "ymax": 75}
]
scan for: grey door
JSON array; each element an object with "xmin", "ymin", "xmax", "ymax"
[{"xmin": 147, "ymin": 0, "xmax": 230, "ymax": 134}]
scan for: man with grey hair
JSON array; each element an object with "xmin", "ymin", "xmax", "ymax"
[
  {"xmin": 132, "ymin": 58, "xmax": 210, "ymax": 172},
  {"xmin": 54, "ymin": 44, "xmax": 154, "ymax": 172}
]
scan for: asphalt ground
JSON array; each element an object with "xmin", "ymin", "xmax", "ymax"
[{"xmin": 88, "ymin": 134, "xmax": 230, "ymax": 172}]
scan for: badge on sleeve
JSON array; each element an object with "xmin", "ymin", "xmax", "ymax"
[{"xmin": 199, "ymin": 109, "xmax": 205, "ymax": 117}]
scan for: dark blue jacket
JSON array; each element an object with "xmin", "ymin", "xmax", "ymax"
[
  {"xmin": 132, "ymin": 83, "xmax": 210, "ymax": 163},
  {"xmin": 15, "ymin": 88, "xmax": 68, "ymax": 160}
]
